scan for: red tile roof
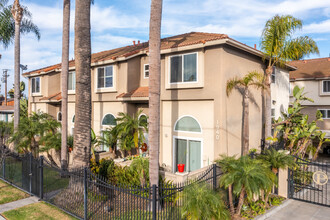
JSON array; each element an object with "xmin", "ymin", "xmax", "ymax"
[
  {"xmin": 39, "ymin": 92, "xmax": 62, "ymax": 102},
  {"xmin": 24, "ymin": 32, "xmax": 229, "ymax": 76},
  {"xmin": 289, "ymin": 57, "xmax": 330, "ymax": 80},
  {"xmin": 117, "ymin": 87, "xmax": 149, "ymax": 98}
]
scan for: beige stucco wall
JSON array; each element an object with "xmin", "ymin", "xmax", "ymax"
[
  {"xmin": 161, "ymin": 100, "xmax": 214, "ymax": 171},
  {"xmin": 300, "ymin": 105, "xmax": 330, "ymax": 130},
  {"xmin": 271, "ymin": 67, "xmax": 290, "ymax": 119},
  {"xmin": 290, "ymin": 80, "xmax": 330, "ymax": 106}
]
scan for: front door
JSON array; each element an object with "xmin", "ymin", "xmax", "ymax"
[{"xmin": 174, "ymin": 138, "xmax": 202, "ymax": 172}]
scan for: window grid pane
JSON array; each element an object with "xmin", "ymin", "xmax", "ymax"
[
  {"xmin": 98, "ymin": 68, "xmax": 105, "ymax": 88},
  {"xmin": 102, "ymin": 114, "xmax": 116, "ymax": 126},
  {"xmin": 144, "ymin": 64, "xmax": 149, "ymax": 78},
  {"xmin": 323, "ymin": 81, "xmax": 330, "ymax": 92},
  {"xmin": 170, "ymin": 56, "xmax": 182, "ymax": 83},
  {"xmin": 176, "ymin": 139, "xmax": 187, "ymax": 172},
  {"xmin": 68, "ymin": 72, "xmax": 76, "ymax": 90},
  {"xmin": 175, "ymin": 116, "xmax": 201, "ymax": 132},
  {"xmin": 32, "ymin": 78, "xmax": 35, "ymax": 93},
  {"xmin": 183, "ymin": 54, "xmax": 197, "ymax": 82}
]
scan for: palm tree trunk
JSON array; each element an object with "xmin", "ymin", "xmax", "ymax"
[
  {"xmin": 228, "ymin": 184, "xmax": 235, "ymax": 215},
  {"xmin": 242, "ymin": 89, "xmax": 249, "ymax": 155},
  {"xmin": 61, "ymin": 0, "xmax": 70, "ymax": 171},
  {"xmin": 264, "ymin": 66, "xmax": 272, "ymax": 146},
  {"xmin": 72, "ymin": 0, "xmax": 91, "ymax": 168},
  {"xmin": 12, "ymin": 0, "xmax": 23, "ymax": 131},
  {"xmin": 235, "ymin": 187, "xmax": 246, "ymax": 216},
  {"xmin": 148, "ymin": 0, "xmax": 163, "ymax": 187}
]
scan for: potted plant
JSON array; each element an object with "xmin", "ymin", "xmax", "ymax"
[{"xmin": 177, "ymin": 163, "xmax": 185, "ymax": 173}]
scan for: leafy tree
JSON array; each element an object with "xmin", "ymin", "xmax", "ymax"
[
  {"xmin": 116, "ymin": 110, "xmax": 148, "ymax": 156},
  {"xmin": 217, "ymin": 155, "xmax": 275, "ymax": 217},
  {"xmin": 269, "ymin": 86, "xmax": 329, "ymax": 158},
  {"xmin": 226, "ymin": 71, "xmax": 264, "ymax": 155},
  {"xmin": 0, "ymin": 121, "xmax": 12, "ymax": 146},
  {"xmin": 260, "ymin": 15, "xmax": 319, "ymax": 145},
  {"xmin": 177, "ymin": 183, "xmax": 230, "ymax": 220},
  {"xmin": 96, "ymin": 127, "xmax": 118, "ymax": 154}
]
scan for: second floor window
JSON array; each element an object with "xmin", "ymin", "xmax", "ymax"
[
  {"xmin": 97, "ymin": 66, "xmax": 113, "ymax": 89},
  {"xmin": 319, "ymin": 109, "xmax": 330, "ymax": 119},
  {"xmin": 144, "ymin": 64, "xmax": 149, "ymax": 78},
  {"xmin": 68, "ymin": 71, "xmax": 76, "ymax": 91},
  {"xmin": 323, "ymin": 80, "xmax": 330, "ymax": 93},
  {"xmin": 31, "ymin": 77, "xmax": 40, "ymax": 94},
  {"xmin": 170, "ymin": 53, "xmax": 197, "ymax": 83}
]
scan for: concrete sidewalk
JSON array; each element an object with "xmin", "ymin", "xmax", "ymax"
[
  {"xmin": 0, "ymin": 196, "xmax": 39, "ymax": 219},
  {"xmin": 258, "ymin": 199, "xmax": 330, "ymax": 220}
]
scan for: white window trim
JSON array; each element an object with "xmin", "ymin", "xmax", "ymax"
[
  {"xmin": 172, "ymin": 135, "xmax": 203, "ymax": 173},
  {"xmin": 168, "ymin": 52, "xmax": 199, "ymax": 85},
  {"xmin": 138, "ymin": 113, "xmax": 148, "ymax": 128},
  {"xmin": 31, "ymin": 77, "xmax": 41, "ymax": 96},
  {"xmin": 101, "ymin": 113, "xmax": 117, "ymax": 127},
  {"xmin": 95, "ymin": 65, "xmax": 117, "ymax": 93},
  {"xmin": 68, "ymin": 71, "xmax": 76, "ymax": 94},
  {"xmin": 57, "ymin": 111, "xmax": 62, "ymax": 122},
  {"xmin": 318, "ymin": 109, "xmax": 330, "ymax": 119},
  {"xmin": 322, "ymin": 80, "xmax": 330, "ymax": 94},
  {"xmin": 143, "ymin": 64, "xmax": 149, "ymax": 79},
  {"xmin": 173, "ymin": 115, "xmax": 203, "ymax": 134}
]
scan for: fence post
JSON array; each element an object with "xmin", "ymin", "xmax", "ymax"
[
  {"xmin": 213, "ymin": 164, "xmax": 217, "ymax": 191},
  {"xmin": 84, "ymin": 168, "xmax": 88, "ymax": 220},
  {"xmin": 152, "ymin": 184, "xmax": 157, "ymax": 220},
  {"xmin": 2, "ymin": 157, "xmax": 5, "ymax": 179},
  {"xmin": 39, "ymin": 156, "xmax": 44, "ymax": 199},
  {"xmin": 29, "ymin": 153, "xmax": 32, "ymax": 193}
]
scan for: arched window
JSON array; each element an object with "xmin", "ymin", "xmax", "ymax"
[
  {"xmin": 72, "ymin": 115, "xmax": 75, "ymax": 123},
  {"xmin": 138, "ymin": 114, "xmax": 148, "ymax": 127},
  {"xmin": 57, "ymin": 112, "xmax": 62, "ymax": 122},
  {"xmin": 174, "ymin": 116, "xmax": 201, "ymax": 133},
  {"xmin": 102, "ymin": 114, "xmax": 117, "ymax": 126}
]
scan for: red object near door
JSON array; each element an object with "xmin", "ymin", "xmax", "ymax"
[{"xmin": 177, "ymin": 164, "xmax": 185, "ymax": 173}]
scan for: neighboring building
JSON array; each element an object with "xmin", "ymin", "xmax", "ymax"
[
  {"xmin": 24, "ymin": 32, "xmax": 293, "ymax": 173},
  {"xmin": 290, "ymin": 57, "xmax": 330, "ymax": 143},
  {"xmin": 0, "ymin": 98, "xmax": 14, "ymax": 122}
]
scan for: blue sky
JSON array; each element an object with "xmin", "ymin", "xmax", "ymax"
[{"xmin": 1, "ymin": 0, "xmax": 330, "ymax": 95}]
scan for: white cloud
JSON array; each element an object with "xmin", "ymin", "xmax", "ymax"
[{"xmin": 303, "ymin": 19, "xmax": 330, "ymax": 34}]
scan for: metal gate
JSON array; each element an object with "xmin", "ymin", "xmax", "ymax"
[{"xmin": 288, "ymin": 157, "xmax": 330, "ymax": 207}]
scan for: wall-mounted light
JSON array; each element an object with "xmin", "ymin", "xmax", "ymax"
[{"xmin": 272, "ymin": 100, "xmax": 276, "ymax": 105}]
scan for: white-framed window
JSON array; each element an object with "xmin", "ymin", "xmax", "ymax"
[
  {"xmin": 174, "ymin": 116, "xmax": 202, "ymax": 133},
  {"xmin": 68, "ymin": 71, "xmax": 76, "ymax": 91},
  {"xmin": 138, "ymin": 114, "xmax": 148, "ymax": 127},
  {"xmin": 322, "ymin": 80, "xmax": 330, "ymax": 93},
  {"xmin": 97, "ymin": 66, "xmax": 113, "ymax": 89},
  {"xmin": 173, "ymin": 137, "xmax": 202, "ymax": 173},
  {"xmin": 102, "ymin": 114, "xmax": 117, "ymax": 126},
  {"xmin": 31, "ymin": 77, "xmax": 40, "ymax": 94},
  {"xmin": 173, "ymin": 116, "xmax": 202, "ymax": 173},
  {"xmin": 57, "ymin": 112, "xmax": 62, "ymax": 122},
  {"xmin": 319, "ymin": 109, "xmax": 330, "ymax": 119},
  {"xmin": 271, "ymin": 108, "xmax": 275, "ymax": 122},
  {"xmin": 144, "ymin": 64, "xmax": 149, "ymax": 78},
  {"xmin": 170, "ymin": 53, "xmax": 197, "ymax": 83}
]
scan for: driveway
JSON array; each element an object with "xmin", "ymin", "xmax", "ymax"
[{"xmin": 265, "ymin": 199, "xmax": 330, "ymax": 220}]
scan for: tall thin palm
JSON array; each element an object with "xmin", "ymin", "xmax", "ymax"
[
  {"xmin": 260, "ymin": 15, "xmax": 319, "ymax": 145},
  {"xmin": 72, "ymin": 0, "xmax": 91, "ymax": 167},
  {"xmin": 226, "ymin": 71, "xmax": 264, "ymax": 155},
  {"xmin": 61, "ymin": 0, "xmax": 70, "ymax": 171},
  {"xmin": 148, "ymin": 0, "xmax": 163, "ymax": 187}
]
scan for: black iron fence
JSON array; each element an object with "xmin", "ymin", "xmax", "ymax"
[{"xmin": 0, "ymin": 152, "xmax": 222, "ymax": 220}]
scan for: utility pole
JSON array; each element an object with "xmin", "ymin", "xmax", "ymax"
[{"xmin": 1, "ymin": 69, "xmax": 10, "ymax": 106}]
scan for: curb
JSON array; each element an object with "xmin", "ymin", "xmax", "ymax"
[{"xmin": 254, "ymin": 199, "xmax": 293, "ymax": 220}]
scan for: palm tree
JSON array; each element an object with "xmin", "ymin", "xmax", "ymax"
[
  {"xmin": 72, "ymin": 0, "xmax": 91, "ymax": 168},
  {"xmin": 260, "ymin": 15, "xmax": 319, "ymax": 145},
  {"xmin": 115, "ymin": 111, "xmax": 148, "ymax": 156},
  {"xmin": 218, "ymin": 155, "xmax": 275, "ymax": 218},
  {"xmin": 61, "ymin": 0, "xmax": 71, "ymax": 171},
  {"xmin": 0, "ymin": 0, "xmax": 40, "ymax": 48},
  {"xmin": 148, "ymin": 0, "xmax": 163, "ymax": 187},
  {"xmin": 12, "ymin": 0, "xmax": 23, "ymax": 131},
  {"xmin": 226, "ymin": 71, "xmax": 264, "ymax": 155},
  {"xmin": 177, "ymin": 183, "xmax": 230, "ymax": 220}
]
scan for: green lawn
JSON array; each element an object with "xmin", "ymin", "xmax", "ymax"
[
  {"xmin": 2, "ymin": 202, "xmax": 78, "ymax": 220},
  {"xmin": 0, "ymin": 180, "xmax": 29, "ymax": 205},
  {"xmin": 43, "ymin": 166, "xmax": 70, "ymax": 193}
]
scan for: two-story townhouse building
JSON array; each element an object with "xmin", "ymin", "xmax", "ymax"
[
  {"xmin": 24, "ymin": 32, "xmax": 293, "ymax": 174},
  {"xmin": 289, "ymin": 57, "xmax": 330, "ymax": 152}
]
